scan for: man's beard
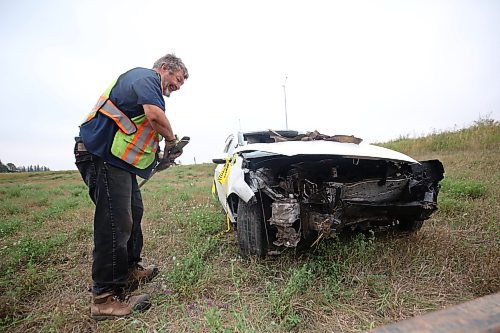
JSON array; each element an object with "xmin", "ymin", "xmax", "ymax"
[{"xmin": 164, "ymin": 87, "xmax": 171, "ymax": 98}]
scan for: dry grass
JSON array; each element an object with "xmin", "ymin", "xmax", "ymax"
[{"xmin": 0, "ymin": 120, "xmax": 498, "ymax": 332}]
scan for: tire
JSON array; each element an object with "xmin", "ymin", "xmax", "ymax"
[
  {"xmin": 397, "ymin": 218, "xmax": 424, "ymax": 233},
  {"xmin": 237, "ymin": 198, "xmax": 268, "ymax": 258}
]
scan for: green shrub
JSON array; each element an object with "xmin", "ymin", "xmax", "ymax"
[{"xmin": 441, "ymin": 178, "xmax": 487, "ymax": 199}]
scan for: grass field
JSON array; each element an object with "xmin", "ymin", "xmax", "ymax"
[{"xmin": 0, "ymin": 119, "xmax": 498, "ymax": 332}]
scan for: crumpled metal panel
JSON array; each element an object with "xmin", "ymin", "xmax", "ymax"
[
  {"xmin": 249, "ymin": 168, "xmax": 285, "ymax": 200},
  {"xmin": 273, "ymin": 226, "xmax": 301, "ymax": 247},
  {"xmin": 342, "ymin": 179, "xmax": 408, "ymax": 202},
  {"xmin": 307, "ymin": 212, "xmax": 341, "ymax": 233},
  {"xmin": 269, "ymin": 198, "xmax": 301, "ymax": 247},
  {"xmin": 268, "ymin": 199, "xmax": 300, "ymax": 226}
]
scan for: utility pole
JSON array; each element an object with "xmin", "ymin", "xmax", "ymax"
[{"xmin": 282, "ymin": 75, "xmax": 288, "ymax": 130}]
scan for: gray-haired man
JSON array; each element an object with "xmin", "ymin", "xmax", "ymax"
[{"xmin": 75, "ymin": 54, "xmax": 188, "ymax": 320}]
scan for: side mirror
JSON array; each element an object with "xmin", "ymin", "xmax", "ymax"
[
  {"xmin": 212, "ymin": 154, "xmax": 228, "ymax": 164},
  {"xmin": 212, "ymin": 158, "xmax": 226, "ymax": 164}
]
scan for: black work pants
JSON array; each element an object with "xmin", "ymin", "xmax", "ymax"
[{"xmin": 75, "ymin": 145, "xmax": 144, "ymax": 295}]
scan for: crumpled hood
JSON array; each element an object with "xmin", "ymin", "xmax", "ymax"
[{"xmin": 235, "ymin": 140, "xmax": 418, "ymax": 163}]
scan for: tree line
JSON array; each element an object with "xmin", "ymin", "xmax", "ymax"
[{"xmin": 0, "ymin": 160, "xmax": 50, "ymax": 173}]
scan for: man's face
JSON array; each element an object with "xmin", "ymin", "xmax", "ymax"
[{"xmin": 161, "ymin": 67, "xmax": 185, "ymax": 97}]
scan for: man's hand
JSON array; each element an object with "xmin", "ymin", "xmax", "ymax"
[
  {"xmin": 164, "ymin": 138, "xmax": 178, "ymax": 152},
  {"xmin": 156, "ymin": 138, "xmax": 181, "ymax": 172},
  {"xmin": 164, "ymin": 137, "xmax": 184, "ymax": 160}
]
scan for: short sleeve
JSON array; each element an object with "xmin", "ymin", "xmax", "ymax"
[{"xmin": 132, "ymin": 75, "xmax": 165, "ymax": 110}]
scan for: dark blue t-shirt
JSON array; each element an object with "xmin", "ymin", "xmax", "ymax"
[{"xmin": 80, "ymin": 67, "xmax": 165, "ymax": 179}]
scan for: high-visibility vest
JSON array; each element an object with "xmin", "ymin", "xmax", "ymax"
[{"xmin": 83, "ymin": 79, "xmax": 161, "ymax": 169}]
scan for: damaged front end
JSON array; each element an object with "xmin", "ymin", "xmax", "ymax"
[{"xmin": 243, "ymin": 155, "xmax": 444, "ymax": 251}]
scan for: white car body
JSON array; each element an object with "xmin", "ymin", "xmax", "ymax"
[
  {"xmin": 215, "ymin": 133, "xmax": 417, "ymax": 222},
  {"xmin": 213, "ymin": 130, "xmax": 444, "ymax": 257}
]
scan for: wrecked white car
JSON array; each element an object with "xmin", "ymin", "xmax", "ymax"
[{"xmin": 212, "ymin": 130, "xmax": 444, "ymax": 258}]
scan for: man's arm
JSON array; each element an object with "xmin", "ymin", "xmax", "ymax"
[{"xmin": 143, "ymin": 104, "xmax": 176, "ymax": 142}]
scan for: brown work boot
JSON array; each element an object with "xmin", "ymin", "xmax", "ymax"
[
  {"xmin": 126, "ymin": 264, "xmax": 159, "ymax": 291},
  {"xmin": 90, "ymin": 292, "xmax": 151, "ymax": 321}
]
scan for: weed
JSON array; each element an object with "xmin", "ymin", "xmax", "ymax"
[
  {"xmin": 166, "ymin": 238, "xmax": 217, "ymax": 294},
  {"xmin": 440, "ymin": 178, "xmax": 487, "ymax": 199},
  {"xmin": 231, "ymin": 308, "xmax": 257, "ymax": 333},
  {"xmin": 8, "ymin": 263, "xmax": 57, "ymax": 300},
  {"xmin": 4, "ymin": 186, "xmax": 22, "ymax": 198},
  {"xmin": 0, "ymin": 218, "xmax": 22, "ymax": 237},
  {"xmin": 33, "ymin": 195, "xmax": 50, "ymax": 207},
  {"xmin": 0, "ymin": 201, "xmax": 21, "ymax": 215},
  {"xmin": 1, "ymin": 184, "xmax": 44, "ymax": 201},
  {"xmin": 179, "ymin": 192, "xmax": 191, "ymax": 202},
  {"xmin": 204, "ymin": 307, "xmax": 224, "ymax": 333},
  {"xmin": 438, "ymin": 196, "xmax": 467, "ymax": 214},
  {"xmin": 70, "ymin": 185, "xmax": 88, "ymax": 197},
  {"xmin": 188, "ymin": 205, "xmax": 224, "ymax": 237},
  {"xmin": 283, "ymin": 311, "xmax": 301, "ymax": 330},
  {"xmin": 348, "ymin": 233, "xmax": 377, "ymax": 260},
  {"xmin": 1, "ymin": 234, "xmax": 67, "ymax": 271},
  {"xmin": 47, "ymin": 188, "xmax": 64, "ymax": 196},
  {"xmin": 309, "ymin": 255, "xmax": 345, "ymax": 297},
  {"xmin": 74, "ymin": 224, "xmax": 92, "ymax": 240},
  {"xmin": 32, "ymin": 198, "xmax": 80, "ymax": 223},
  {"xmin": 267, "ymin": 263, "xmax": 312, "ymax": 328},
  {"xmin": 158, "ymin": 185, "xmax": 175, "ymax": 194}
]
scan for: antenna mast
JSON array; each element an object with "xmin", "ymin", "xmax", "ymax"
[{"xmin": 282, "ymin": 75, "xmax": 288, "ymax": 130}]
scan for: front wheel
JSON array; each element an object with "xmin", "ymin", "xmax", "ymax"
[{"xmin": 237, "ymin": 198, "xmax": 268, "ymax": 258}]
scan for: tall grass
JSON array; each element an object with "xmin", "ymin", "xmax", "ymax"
[{"xmin": 380, "ymin": 117, "xmax": 499, "ymax": 155}]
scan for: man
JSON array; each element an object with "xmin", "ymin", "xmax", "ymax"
[{"xmin": 74, "ymin": 54, "xmax": 188, "ymax": 320}]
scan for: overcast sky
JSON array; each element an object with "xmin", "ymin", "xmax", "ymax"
[{"xmin": 1, "ymin": 0, "xmax": 499, "ymax": 170}]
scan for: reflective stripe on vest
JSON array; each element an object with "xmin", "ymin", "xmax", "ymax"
[
  {"xmin": 85, "ymin": 96, "xmax": 136, "ymax": 135},
  {"xmin": 110, "ymin": 114, "xmax": 160, "ymax": 169},
  {"xmin": 120, "ymin": 116, "xmax": 159, "ymax": 166}
]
